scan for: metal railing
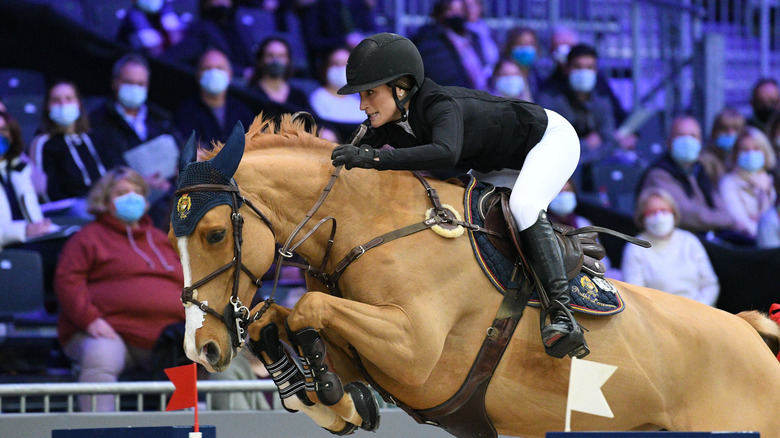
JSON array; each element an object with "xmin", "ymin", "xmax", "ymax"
[
  {"xmin": 0, "ymin": 380, "xmax": 276, "ymax": 413},
  {"xmin": 0, "ymin": 380, "xmax": 398, "ymax": 414}
]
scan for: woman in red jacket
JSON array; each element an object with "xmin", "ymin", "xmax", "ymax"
[{"xmin": 55, "ymin": 166, "xmax": 184, "ymax": 412}]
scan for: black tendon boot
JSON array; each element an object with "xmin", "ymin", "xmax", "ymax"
[
  {"xmin": 246, "ymin": 323, "xmax": 314, "ymax": 412},
  {"xmin": 520, "ymin": 210, "xmax": 589, "ymax": 359},
  {"xmin": 286, "ymin": 323, "xmax": 345, "ymax": 406}
]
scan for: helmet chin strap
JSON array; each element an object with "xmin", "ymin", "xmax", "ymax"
[{"xmin": 390, "ymin": 82, "xmax": 418, "ymax": 122}]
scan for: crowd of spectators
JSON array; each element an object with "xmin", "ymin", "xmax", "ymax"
[{"xmin": 1, "ymin": 0, "xmax": 780, "ymax": 407}]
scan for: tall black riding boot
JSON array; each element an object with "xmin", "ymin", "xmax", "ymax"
[{"xmin": 519, "ymin": 210, "xmax": 589, "ymax": 359}]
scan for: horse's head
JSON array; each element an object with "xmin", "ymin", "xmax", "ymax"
[{"xmin": 169, "ymin": 122, "xmax": 276, "ymax": 372}]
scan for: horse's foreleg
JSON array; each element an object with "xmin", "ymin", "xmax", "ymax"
[
  {"xmin": 248, "ymin": 303, "xmax": 378, "ymax": 433},
  {"xmin": 287, "ymin": 291, "xmax": 445, "ymax": 389}
]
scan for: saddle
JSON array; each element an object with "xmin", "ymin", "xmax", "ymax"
[{"xmin": 480, "ymin": 188, "xmax": 610, "ymax": 279}]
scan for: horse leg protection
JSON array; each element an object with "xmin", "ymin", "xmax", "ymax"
[
  {"xmin": 345, "ymin": 381, "xmax": 381, "ymax": 431},
  {"xmin": 246, "ymin": 323, "xmax": 314, "ymax": 412},
  {"xmin": 286, "ymin": 323, "xmax": 345, "ymax": 406},
  {"xmin": 520, "ymin": 210, "xmax": 589, "ymax": 359}
]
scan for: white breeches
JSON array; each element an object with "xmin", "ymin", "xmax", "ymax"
[{"xmin": 469, "ymin": 109, "xmax": 580, "ymax": 230}]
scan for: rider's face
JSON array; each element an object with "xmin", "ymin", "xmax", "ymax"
[{"xmin": 359, "ymin": 85, "xmax": 404, "ymax": 128}]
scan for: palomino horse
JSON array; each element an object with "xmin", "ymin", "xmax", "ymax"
[{"xmin": 171, "ymin": 115, "xmax": 780, "ymax": 437}]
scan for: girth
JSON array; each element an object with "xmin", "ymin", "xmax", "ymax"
[{"xmin": 351, "ymin": 265, "xmax": 533, "ymax": 438}]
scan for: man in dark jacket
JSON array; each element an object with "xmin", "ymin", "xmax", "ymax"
[
  {"xmin": 173, "ymin": 48, "xmax": 254, "ymax": 148},
  {"xmin": 89, "ymin": 54, "xmax": 179, "ymax": 229},
  {"xmin": 412, "ymin": 0, "xmax": 489, "ymax": 90}
]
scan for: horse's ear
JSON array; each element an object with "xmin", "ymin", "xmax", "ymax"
[
  {"xmin": 210, "ymin": 121, "xmax": 245, "ymax": 178},
  {"xmin": 179, "ymin": 130, "xmax": 198, "ymax": 172}
]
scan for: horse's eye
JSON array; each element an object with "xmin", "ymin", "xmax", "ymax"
[{"xmin": 207, "ymin": 230, "xmax": 226, "ymax": 244}]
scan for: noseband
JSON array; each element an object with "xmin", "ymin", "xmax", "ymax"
[{"xmin": 176, "ymin": 183, "xmax": 275, "ymax": 350}]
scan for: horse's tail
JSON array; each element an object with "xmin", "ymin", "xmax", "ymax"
[{"xmin": 737, "ymin": 310, "xmax": 780, "ymax": 358}]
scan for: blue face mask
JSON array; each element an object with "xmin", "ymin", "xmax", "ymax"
[
  {"xmin": 113, "ymin": 192, "xmax": 147, "ymax": 223},
  {"xmin": 670, "ymin": 135, "xmax": 702, "ymax": 165},
  {"xmin": 548, "ymin": 191, "xmax": 577, "ymax": 217},
  {"xmin": 511, "ymin": 45, "xmax": 537, "ymax": 67},
  {"xmin": 737, "ymin": 150, "xmax": 765, "ymax": 172},
  {"xmin": 137, "ymin": 0, "xmax": 164, "ymax": 14},
  {"xmin": 714, "ymin": 133, "xmax": 737, "ymax": 151},
  {"xmin": 569, "ymin": 68, "xmax": 597, "ymax": 93},
  {"xmin": 118, "ymin": 84, "xmax": 148, "ymax": 109},
  {"xmin": 0, "ymin": 135, "xmax": 10, "ymax": 157},
  {"xmin": 200, "ymin": 68, "xmax": 230, "ymax": 95}
]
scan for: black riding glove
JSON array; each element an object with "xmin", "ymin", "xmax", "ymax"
[{"xmin": 331, "ymin": 144, "xmax": 380, "ymax": 170}]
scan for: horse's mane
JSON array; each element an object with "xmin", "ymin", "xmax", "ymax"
[{"xmin": 198, "ymin": 112, "xmax": 333, "ymax": 161}]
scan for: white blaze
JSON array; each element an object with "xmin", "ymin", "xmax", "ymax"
[{"xmin": 178, "ymin": 236, "xmax": 212, "ymax": 369}]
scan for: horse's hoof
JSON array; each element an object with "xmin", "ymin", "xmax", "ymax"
[
  {"xmin": 345, "ymin": 381, "xmax": 380, "ymax": 432},
  {"xmin": 324, "ymin": 422, "xmax": 357, "ymax": 436}
]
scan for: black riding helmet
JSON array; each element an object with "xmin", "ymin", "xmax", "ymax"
[{"xmin": 337, "ymin": 33, "xmax": 424, "ymax": 121}]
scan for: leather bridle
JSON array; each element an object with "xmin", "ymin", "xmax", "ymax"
[{"xmin": 176, "ymin": 183, "xmax": 274, "ymax": 350}]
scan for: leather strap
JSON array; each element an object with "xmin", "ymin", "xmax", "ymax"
[{"xmin": 350, "ymin": 266, "xmax": 533, "ymax": 438}]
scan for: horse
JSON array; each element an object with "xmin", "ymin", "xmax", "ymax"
[{"xmin": 170, "ymin": 114, "xmax": 780, "ymax": 437}]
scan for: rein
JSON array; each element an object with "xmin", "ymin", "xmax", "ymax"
[{"xmin": 178, "ymin": 118, "xmax": 498, "ymax": 350}]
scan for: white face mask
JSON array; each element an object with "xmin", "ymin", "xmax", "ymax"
[
  {"xmin": 326, "ymin": 66, "xmax": 348, "ymax": 89},
  {"xmin": 118, "ymin": 83, "xmax": 148, "ymax": 109},
  {"xmin": 548, "ymin": 191, "xmax": 577, "ymax": 217},
  {"xmin": 494, "ymin": 75, "xmax": 525, "ymax": 98},
  {"xmin": 644, "ymin": 211, "xmax": 675, "ymax": 238},
  {"xmin": 49, "ymin": 102, "xmax": 81, "ymax": 127},
  {"xmin": 200, "ymin": 68, "xmax": 230, "ymax": 95}
]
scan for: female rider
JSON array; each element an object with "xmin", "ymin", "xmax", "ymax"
[{"xmin": 331, "ymin": 33, "xmax": 588, "ymax": 359}]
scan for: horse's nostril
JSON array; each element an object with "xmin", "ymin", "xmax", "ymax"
[{"xmin": 202, "ymin": 341, "xmax": 221, "ymax": 365}]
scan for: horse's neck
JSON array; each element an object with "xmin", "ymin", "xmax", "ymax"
[{"xmin": 239, "ymin": 154, "xmax": 426, "ymax": 268}]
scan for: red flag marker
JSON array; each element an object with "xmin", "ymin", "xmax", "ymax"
[{"xmin": 165, "ymin": 363, "xmax": 199, "ymax": 433}]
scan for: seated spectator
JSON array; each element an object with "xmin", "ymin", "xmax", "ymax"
[
  {"xmin": 0, "ymin": 110, "xmax": 53, "ymax": 247},
  {"xmin": 295, "ymin": 0, "xmax": 379, "ymax": 76},
  {"xmin": 464, "ymin": 0, "xmax": 499, "ymax": 76},
  {"xmin": 540, "ymin": 25, "xmax": 627, "ymax": 125},
  {"xmin": 412, "ymin": 0, "xmax": 490, "ymax": 90},
  {"xmin": 501, "ymin": 26, "xmax": 543, "ymax": 96},
  {"xmin": 38, "ymin": 81, "xmax": 108, "ymax": 203},
  {"xmin": 699, "ymin": 107, "xmax": 745, "ymax": 184},
  {"xmin": 165, "ymin": 0, "xmax": 254, "ymax": 77},
  {"xmin": 116, "ymin": 0, "xmax": 186, "ymax": 57},
  {"xmin": 174, "ymin": 48, "xmax": 255, "ymax": 147},
  {"xmin": 308, "ymin": 46, "xmax": 365, "ymax": 138},
  {"xmin": 55, "ymin": 167, "xmax": 185, "ymax": 412},
  {"xmin": 746, "ymin": 77, "xmax": 779, "ymax": 132},
  {"xmin": 621, "ymin": 187, "xmax": 719, "ymax": 306},
  {"xmin": 547, "ymin": 178, "xmax": 618, "ymax": 279},
  {"xmin": 536, "ymin": 44, "xmax": 617, "ymax": 188},
  {"xmin": 719, "ymin": 127, "xmax": 777, "ymax": 241},
  {"xmin": 489, "ymin": 58, "xmax": 533, "ymax": 102},
  {"xmin": 89, "ymin": 54, "xmax": 177, "ymax": 229},
  {"xmin": 247, "ymin": 36, "xmax": 312, "ymax": 113},
  {"xmin": 637, "ymin": 115, "xmax": 737, "ymax": 235},
  {"xmin": 757, "ymin": 198, "xmax": 780, "ymax": 249}
]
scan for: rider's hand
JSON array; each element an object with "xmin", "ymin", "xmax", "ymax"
[{"xmin": 331, "ymin": 144, "xmax": 380, "ymax": 170}]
